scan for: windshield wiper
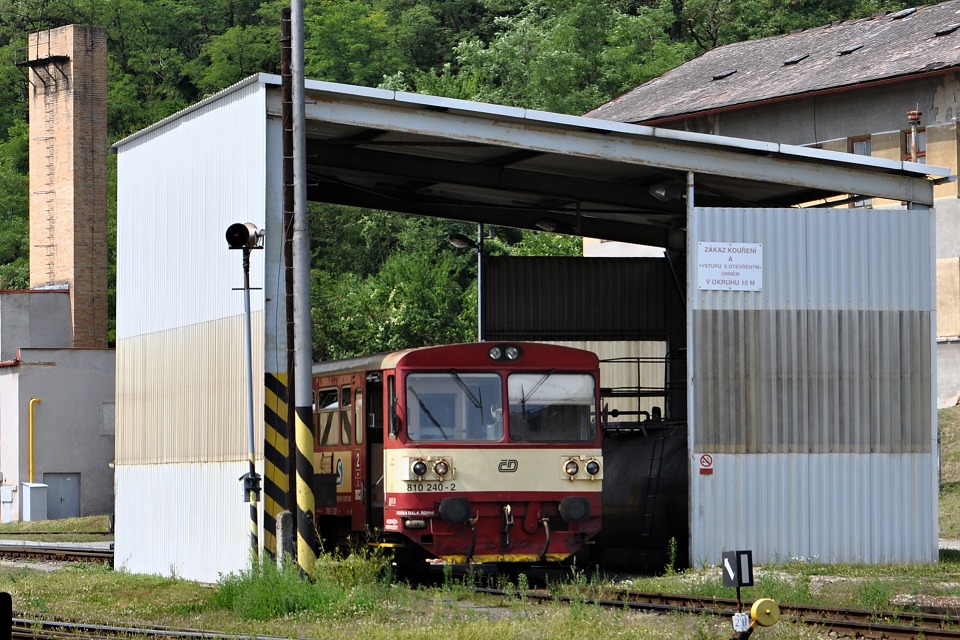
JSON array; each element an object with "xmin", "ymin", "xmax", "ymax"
[
  {"xmin": 449, "ymin": 369, "xmax": 482, "ymax": 409},
  {"xmin": 408, "ymin": 387, "xmax": 450, "ymax": 440},
  {"xmin": 521, "ymin": 369, "xmax": 555, "ymax": 405},
  {"xmin": 520, "ymin": 369, "xmax": 555, "ymax": 421}
]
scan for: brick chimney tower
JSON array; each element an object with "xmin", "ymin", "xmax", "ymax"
[{"xmin": 24, "ymin": 25, "xmax": 109, "ymax": 349}]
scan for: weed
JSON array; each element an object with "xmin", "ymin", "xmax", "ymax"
[
  {"xmin": 664, "ymin": 536, "xmax": 678, "ymax": 574},
  {"xmin": 854, "ymin": 581, "xmax": 895, "ymax": 611}
]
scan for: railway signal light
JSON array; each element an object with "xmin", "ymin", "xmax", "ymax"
[{"xmin": 226, "ymin": 222, "xmax": 265, "ymax": 249}]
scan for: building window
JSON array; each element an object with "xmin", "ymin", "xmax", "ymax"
[
  {"xmin": 849, "ymin": 136, "xmax": 872, "ymax": 207},
  {"xmin": 849, "ymin": 136, "xmax": 872, "ymax": 156},
  {"xmin": 904, "ymin": 128, "xmax": 926, "ymax": 163}
]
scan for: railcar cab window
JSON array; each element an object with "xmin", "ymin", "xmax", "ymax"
[
  {"xmin": 405, "ymin": 372, "xmax": 503, "ymax": 441},
  {"xmin": 507, "ymin": 373, "xmax": 596, "ymax": 442}
]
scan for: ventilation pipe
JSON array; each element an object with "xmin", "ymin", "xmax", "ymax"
[
  {"xmin": 28, "ymin": 397, "xmax": 41, "ymax": 483},
  {"xmin": 908, "ymin": 107, "xmax": 922, "ymax": 161}
]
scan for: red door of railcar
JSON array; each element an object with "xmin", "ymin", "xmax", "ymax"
[{"xmin": 314, "ymin": 372, "xmax": 367, "ymax": 544}]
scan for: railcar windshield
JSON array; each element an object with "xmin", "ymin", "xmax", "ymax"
[
  {"xmin": 405, "ymin": 372, "xmax": 503, "ymax": 441},
  {"xmin": 507, "ymin": 373, "xmax": 596, "ymax": 442}
]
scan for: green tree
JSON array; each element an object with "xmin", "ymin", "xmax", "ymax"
[
  {"xmin": 311, "ymin": 214, "xmax": 477, "ymax": 360},
  {"xmin": 0, "ymin": 121, "xmax": 29, "ymax": 290},
  {"xmin": 414, "ymin": 0, "xmax": 686, "ymax": 113}
]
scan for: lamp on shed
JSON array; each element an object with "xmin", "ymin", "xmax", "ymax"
[
  {"xmin": 535, "ymin": 218, "xmax": 558, "ymax": 232},
  {"xmin": 649, "ymin": 183, "xmax": 684, "ymax": 202},
  {"xmin": 448, "ymin": 224, "xmax": 490, "ymax": 342}
]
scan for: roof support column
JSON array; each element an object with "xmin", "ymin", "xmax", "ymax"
[{"xmin": 292, "ymin": 0, "xmax": 317, "ymax": 578}]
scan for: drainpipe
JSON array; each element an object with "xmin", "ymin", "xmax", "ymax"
[{"xmin": 28, "ymin": 398, "xmax": 41, "ymax": 483}]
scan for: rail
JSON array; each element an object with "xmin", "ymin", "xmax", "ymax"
[
  {"xmin": 474, "ymin": 586, "xmax": 960, "ymax": 639},
  {"xmin": 0, "ymin": 544, "xmax": 113, "ymax": 565}
]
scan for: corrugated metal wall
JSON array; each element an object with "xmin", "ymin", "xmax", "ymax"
[
  {"xmin": 113, "ymin": 461, "xmax": 261, "ymax": 580},
  {"xmin": 115, "ymin": 313, "xmax": 263, "ymax": 464},
  {"xmin": 689, "ymin": 207, "xmax": 937, "ymax": 563},
  {"xmin": 114, "ymin": 79, "xmax": 270, "ymax": 581},
  {"xmin": 484, "ymin": 257, "xmax": 680, "ymax": 339}
]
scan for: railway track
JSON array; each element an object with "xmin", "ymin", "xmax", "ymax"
[
  {"xmin": 0, "ymin": 543, "xmax": 113, "ymax": 565},
  {"xmin": 6, "ymin": 586, "xmax": 960, "ymax": 639},
  {"xmin": 2, "ymin": 559, "xmax": 958, "ymax": 638},
  {"xmin": 478, "ymin": 586, "xmax": 960, "ymax": 639},
  {"xmin": 11, "ymin": 616, "xmax": 287, "ymax": 639}
]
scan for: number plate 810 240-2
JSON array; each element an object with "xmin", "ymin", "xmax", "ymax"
[{"xmin": 405, "ymin": 482, "xmax": 456, "ymax": 492}]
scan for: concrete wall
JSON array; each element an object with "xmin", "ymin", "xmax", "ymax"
[
  {"xmin": 0, "ymin": 291, "xmax": 71, "ymax": 361},
  {"xmin": 11, "ymin": 348, "xmax": 115, "ymax": 519},
  {"xmin": 668, "ymin": 74, "xmax": 960, "ymax": 146}
]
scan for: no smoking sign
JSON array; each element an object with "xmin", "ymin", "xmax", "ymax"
[{"xmin": 699, "ymin": 453, "xmax": 714, "ymax": 475}]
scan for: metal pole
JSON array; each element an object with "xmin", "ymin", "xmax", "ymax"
[
  {"xmin": 476, "ymin": 223, "xmax": 483, "ymax": 342},
  {"xmin": 242, "ymin": 248, "xmax": 259, "ymax": 555},
  {"xmin": 280, "ymin": 7, "xmax": 298, "ymax": 521},
  {"xmin": 291, "ymin": 0, "xmax": 316, "ymax": 578}
]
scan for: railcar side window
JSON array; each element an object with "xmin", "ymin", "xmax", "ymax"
[
  {"xmin": 316, "ymin": 388, "xmax": 340, "ymax": 446},
  {"xmin": 340, "ymin": 386, "xmax": 351, "ymax": 445},
  {"xmin": 507, "ymin": 373, "xmax": 596, "ymax": 442},
  {"xmin": 405, "ymin": 372, "xmax": 503, "ymax": 441},
  {"xmin": 355, "ymin": 388, "xmax": 363, "ymax": 445}
]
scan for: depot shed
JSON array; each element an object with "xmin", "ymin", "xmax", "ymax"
[{"xmin": 113, "ymin": 73, "xmax": 945, "ymax": 582}]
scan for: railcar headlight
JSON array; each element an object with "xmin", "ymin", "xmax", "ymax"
[
  {"xmin": 563, "ymin": 459, "xmax": 580, "ymax": 478},
  {"xmin": 488, "ymin": 344, "xmax": 523, "ymax": 361},
  {"xmin": 411, "ymin": 459, "xmax": 428, "ymax": 478},
  {"xmin": 433, "ymin": 459, "xmax": 450, "ymax": 477},
  {"xmin": 585, "ymin": 459, "xmax": 601, "ymax": 476}
]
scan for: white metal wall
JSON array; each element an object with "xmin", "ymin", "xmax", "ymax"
[
  {"xmin": 113, "ymin": 461, "xmax": 263, "ymax": 581},
  {"xmin": 115, "ymin": 77, "xmax": 268, "ymax": 338},
  {"xmin": 688, "ymin": 207, "xmax": 937, "ymax": 564},
  {"xmin": 114, "ymin": 77, "xmax": 271, "ymax": 579}
]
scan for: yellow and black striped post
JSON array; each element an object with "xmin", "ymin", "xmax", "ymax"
[
  {"xmin": 263, "ymin": 372, "xmax": 290, "ymax": 557},
  {"xmin": 295, "ymin": 404, "xmax": 316, "ymax": 575}
]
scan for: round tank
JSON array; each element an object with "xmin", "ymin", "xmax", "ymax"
[{"xmin": 594, "ymin": 426, "xmax": 689, "ymax": 573}]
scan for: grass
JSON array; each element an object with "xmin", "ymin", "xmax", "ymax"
[
  {"xmin": 0, "ymin": 514, "xmax": 112, "ymax": 543},
  {"xmin": 0, "ymin": 554, "xmax": 829, "ymax": 640},
  {"xmin": 941, "ymin": 405, "xmax": 960, "ymax": 537},
  {"xmin": 3, "ymin": 536, "xmax": 960, "ymax": 640}
]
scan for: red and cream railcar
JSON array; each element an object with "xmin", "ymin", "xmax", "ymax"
[{"xmin": 311, "ymin": 341, "xmax": 603, "ymax": 565}]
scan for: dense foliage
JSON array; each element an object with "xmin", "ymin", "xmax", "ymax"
[{"xmin": 0, "ymin": 0, "xmax": 937, "ymax": 355}]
